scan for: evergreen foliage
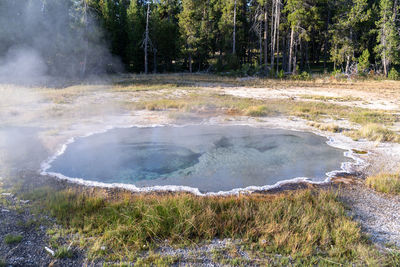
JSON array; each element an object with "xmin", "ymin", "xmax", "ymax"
[{"xmin": 1, "ymin": 0, "xmax": 400, "ymax": 76}]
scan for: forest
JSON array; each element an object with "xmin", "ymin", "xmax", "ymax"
[{"xmin": 1, "ymin": 0, "xmax": 400, "ymax": 78}]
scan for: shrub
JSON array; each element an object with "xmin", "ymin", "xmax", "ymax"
[
  {"xmin": 388, "ymin": 68, "xmax": 400, "ymax": 80},
  {"xmin": 357, "ymin": 49, "xmax": 370, "ymax": 74}
]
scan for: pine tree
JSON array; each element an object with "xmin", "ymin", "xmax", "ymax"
[{"xmin": 375, "ymin": 0, "xmax": 399, "ymax": 76}]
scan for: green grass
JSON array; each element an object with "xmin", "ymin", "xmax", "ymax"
[
  {"xmin": 21, "ymin": 186, "xmax": 395, "ymax": 264},
  {"xmin": 366, "ymin": 173, "xmax": 400, "ymax": 195},
  {"xmin": 4, "ymin": 234, "xmax": 23, "ymax": 245},
  {"xmin": 55, "ymin": 246, "xmax": 74, "ymax": 259}
]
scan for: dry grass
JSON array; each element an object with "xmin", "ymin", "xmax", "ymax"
[
  {"xmin": 349, "ymin": 124, "xmax": 400, "ymax": 142},
  {"xmin": 117, "ymin": 74, "xmax": 400, "ymax": 94},
  {"xmin": 307, "ymin": 122, "xmax": 341, "ymax": 133},
  {"xmin": 300, "ymin": 94, "xmax": 363, "ymax": 102},
  {"xmin": 366, "ymin": 173, "xmax": 400, "ymax": 195}
]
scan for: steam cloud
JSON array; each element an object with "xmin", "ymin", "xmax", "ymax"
[{"xmin": 0, "ymin": 0, "xmax": 121, "ymax": 84}]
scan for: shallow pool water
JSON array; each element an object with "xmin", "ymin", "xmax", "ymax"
[{"xmin": 48, "ymin": 125, "xmax": 348, "ymax": 192}]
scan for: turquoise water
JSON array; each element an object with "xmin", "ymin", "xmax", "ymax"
[{"xmin": 48, "ymin": 125, "xmax": 347, "ymax": 192}]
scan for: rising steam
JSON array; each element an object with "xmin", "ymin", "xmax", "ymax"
[{"xmin": 0, "ymin": 0, "xmax": 121, "ymax": 84}]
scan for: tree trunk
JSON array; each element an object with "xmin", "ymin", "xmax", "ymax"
[
  {"xmin": 383, "ymin": 53, "xmax": 387, "ymax": 76},
  {"xmin": 275, "ymin": 0, "xmax": 280, "ymax": 74},
  {"xmin": 271, "ymin": 0, "xmax": 275, "ymax": 68},
  {"xmin": 264, "ymin": 0, "xmax": 268, "ymax": 71},
  {"xmin": 153, "ymin": 48, "xmax": 157, "ymax": 73},
  {"xmin": 233, "ymin": 0, "xmax": 237, "ymax": 54},
  {"xmin": 259, "ymin": 11, "xmax": 262, "ymax": 66},
  {"xmin": 189, "ymin": 51, "xmax": 192, "ymax": 73},
  {"xmin": 289, "ymin": 27, "xmax": 294, "ymax": 73},
  {"xmin": 81, "ymin": 0, "xmax": 88, "ymax": 77},
  {"xmin": 144, "ymin": 2, "xmax": 150, "ymax": 74}
]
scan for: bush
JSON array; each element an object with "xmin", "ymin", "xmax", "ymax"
[
  {"xmin": 291, "ymin": 71, "xmax": 312, "ymax": 81},
  {"xmin": 277, "ymin": 69, "xmax": 285, "ymax": 79},
  {"xmin": 388, "ymin": 68, "xmax": 400, "ymax": 80},
  {"xmin": 357, "ymin": 49, "xmax": 370, "ymax": 74}
]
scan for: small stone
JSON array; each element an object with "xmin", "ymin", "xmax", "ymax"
[
  {"xmin": 45, "ymin": 246, "xmax": 55, "ymax": 256},
  {"xmin": 100, "ymin": 246, "xmax": 106, "ymax": 251},
  {"xmin": 1, "ymin": 209, "xmax": 10, "ymax": 212}
]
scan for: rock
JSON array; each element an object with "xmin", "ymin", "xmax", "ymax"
[{"xmin": 45, "ymin": 246, "xmax": 55, "ymax": 256}]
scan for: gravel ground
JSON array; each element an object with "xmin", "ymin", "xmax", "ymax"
[
  {"xmin": 339, "ymin": 181, "xmax": 400, "ymax": 247},
  {"xmin": 0, "ymin": 192, "xmax": 86, "ymax": 267}
]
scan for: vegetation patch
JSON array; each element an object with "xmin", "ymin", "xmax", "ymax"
[
  {"xmin": 307, "ymin": 122, "xmax": 341, "ymax": 133},
  {"xmin": 21, "ymin": 186, "xmax": 396, "ymax": 264},
  {"xmin": 245, "ymin": 105, "xmax": 275, "ymax": 117},
  {"xmin": 366, "ymin": 173, "xmax": 400, "ymax": 195},
  {"xmin": 348, "ymin": 124, "xmax": 400, "ymax": 142},
  {"xmin": 300, "ymin": 94, "xmax": 362, "ymax": 102},
  {"xmin": 4, "ymin": 234, "xmax": 23, "ymax": 245},
  {"xmin": 55, "ymin": 246, "xmax": 74, "ymax": 259}
]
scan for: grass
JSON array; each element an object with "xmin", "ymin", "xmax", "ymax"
[
  {"xmin": 366, "ymin": 173, "xmax": 400, "ymax": 195},
  {"xmin": 20, "ymin": 186, "xmax": 397, "ymax": 264},
  {"xmin": 245, "ymin": 105, "xmax": 276, "ymax": 117},
  {"xmin": 349, "ymin": 124, "xmax": 400, "ymax": 142},
  {"xmin": 300, "ymin": 94, "xmax": 363, "ymax": 102},
  {"xmin": 134, "ymin": 93, "xmax": 398, "ymax": 125},
  {"xmin": 55, "ymin": 246, "xmax": 74, "ymax": 259},
  {"xmin": 307, "ymin": 122, "xmax": 341, "ymax": 133},
  {"xmin": 4, "ymin": 234, "xmax": 23, "ymax": 245}
]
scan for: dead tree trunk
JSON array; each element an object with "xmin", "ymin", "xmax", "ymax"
[
  {"xmin": 144, "ymin": 2, "xmax": 150, "ymax": 74},
  {"xmin": 270, "ymin": 0, "xmax": 275, "ymax": 69},
  {"xmin": 275, "ymin": 0, "xmax": 280, "ymax": 74},
  {"xmin": 264, "ymin": 0, "xmax": 268, "ymax": 71},
  {"xmin": 233, "ymin": 0, "xmax": 237, "ymax": 54},
  {"xmin": 289, "ymin": 26, "xmax": 294, "ymax": 73},
  {"xmin": 81, "ymin": 0, "xmax": 88, "ymax": 77}
]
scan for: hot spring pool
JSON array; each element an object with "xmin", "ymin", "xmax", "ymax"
[{"xmin": 45, "ymin": 125, "xmax": 349, "ymax": 193}]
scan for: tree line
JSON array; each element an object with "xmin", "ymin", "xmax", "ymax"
[{"xmin": 1, "ymin": 0, "xmax": 400, "ymax": 77}]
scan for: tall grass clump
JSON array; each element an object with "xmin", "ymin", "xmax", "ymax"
[
  {"xmin": 245, "ymin": 105, "xmax": 273, "ymax": 117},
  {"xmin": 366, "ymin": 173, "xmax": 400, "ymax": 194},
  {"xmin": 23, "ymin": 187, "xmax": 383, "ymax": 264},
  {"xmin": 350, "ymin": 124, "xmax": 399, "ymax": 142}
]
